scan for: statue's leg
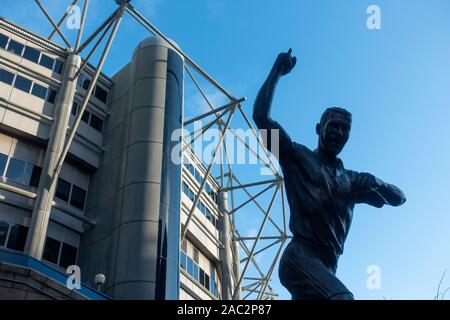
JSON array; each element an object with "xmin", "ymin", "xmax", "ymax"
[{"xmin": 279, "ymin": 240, "xmax": 354, "ymax": 300}]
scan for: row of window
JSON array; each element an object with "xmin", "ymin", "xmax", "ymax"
[
  {"xmin": 77, "ymin": 73, "xmax": 109, "ymax": 104},
  {"xmin": 0, "ymin": 68, "xmax": 57, "ymax": 104},
  {"xmin": 71, "ymin": 102, "xmax": 104, "ymax": 133},
  {"xmin": 55, "ymin": 178, "xmax": 87, "ymax": 211},
  {"xmin": 0, "ymin": 153, "xmax": 42, "ymax": 188},
  {"xmin": 180, "ymin": 249, "xmax": 217, "ymax": 297},
  {"xmin": 183, "ymin": 182, "xmax": 219, "ymax": 229},
  {"xmin": 0, "ymin": 221, "xmax": 78, "ymax": 269},
  {"xmin": 0, "ymin": 33, "xmax": 63, "ymax": 74},
  {"xmin": 184, "ymin": 163, "xmax": 218, "ymax": 205},
  {"xmin": 42, "ymin": 236, "xmax": 78, "ymax": 269}
]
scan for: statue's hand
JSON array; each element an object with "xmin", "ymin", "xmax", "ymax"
[
  {"xmin": 274, "ymin": 49, "xmax": 297, "ymax": 76},
  {"xmin": 353, "ymin": 173, "xmax": 383, "ymax": 192}
]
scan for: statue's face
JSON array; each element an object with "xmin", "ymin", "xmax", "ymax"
[{"xmin": 317, "ymin": 112, "xmax": 351, "ymax": 157}]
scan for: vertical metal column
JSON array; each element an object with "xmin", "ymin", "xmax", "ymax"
[
  {"xmin": 219, "ymin": 191, "xmax": 234, "ymax": 300},
  {"xmin": 25, "ymin": 54, "xmax": 81, "ymax": 259}
]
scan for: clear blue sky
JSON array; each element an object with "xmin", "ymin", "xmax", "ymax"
[{"xmin": 3, "ymin": 0, "xmax": 450, "ymax": 300}]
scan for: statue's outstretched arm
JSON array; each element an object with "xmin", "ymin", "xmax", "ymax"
[
  {"xmin": 253, "ymin": 49, "xmax": 297, "ymax": 159},
  {"xmin": 350, "ymin": 171, "xmax": 406, "ymax": 208}
]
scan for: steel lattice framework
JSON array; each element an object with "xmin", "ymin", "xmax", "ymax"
[{"xmin": 30, "ymin": 0, "xmax": 291, "ymax": 300}]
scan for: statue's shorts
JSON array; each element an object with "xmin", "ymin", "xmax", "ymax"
[{"xmin": 279, "ymin": 238, "xmax": 354, "ymax": 300}]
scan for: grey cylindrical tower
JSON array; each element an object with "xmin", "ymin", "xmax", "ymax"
[{"xmin": 108, "ymin": 37, "xmax": 184, "ymax": 299}]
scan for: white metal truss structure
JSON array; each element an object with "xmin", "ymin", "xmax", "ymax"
[{"xmin": 29, "ymin": 0, "xmax": 291, "ymax": 300}]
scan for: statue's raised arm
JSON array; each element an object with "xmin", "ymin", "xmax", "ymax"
[{"xmin": 253, "ymin": 49, "xmax": 297, "ymax": 162}]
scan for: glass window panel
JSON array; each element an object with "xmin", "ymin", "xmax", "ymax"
[
  {"xmin": 13, "ymin": 75, "xmax": 32, "ymax": 93},
  {"xmin": 81, "ymin": 110, "xmax": 90, "ymax": 123},
  {"xmin": 193, "ymin": 263, "xmax": 199, "ymax": 281},
  {"xmin": 82, "ymin": 78, "xmax": 91, "ymax": 90},
  {"xmin": 70, "ymin": 184, "xmax": 87, "ymax": 210},
  {"xmin": 54, "ymin": 60, "xmax": 64, "ymax": 74},
  {"xmin": 43, "ymin": 237, "xmax": 61, "ymax": 264},
  {"xmin": 95, "ymin": 86, "xmax": 108, "ymax": 103},
  {"xmin": 39, "ymin": 54, "xmax": 55, "ymax": 70},
  {"xmin": 89, "ymin": 113, "xmax": 104, "ymax": 132},
  {"xmin": 187, "ymin": 256, "xmax": 194, "ymax": 276},
  {"xmin": 180, "ymin": 251, "xmax": 187, "ymax": 270},
  {"xmin": 6, "ymin": 225, "xmax": 28, "ymax": 252},
  {"xmin": 0, "ymin": 34, "xmax": 8, "ymax": 49},
  {"xmin": 0, "ymin": 222, "xmax": 9, "ymax": 246},
  {"xmin": 0, "ymin": 153, "xmax": 8, "ymax": 176},
  {"xmin": 6, "ymin": 158, "xmax": 26, "ymax": 183},
  {"xmin": 7, "ymin": 39, "xmax": 24, "ymax": 55},
  {"xmin": 23, "ymin": 46, "xmax": 40, "ymax": 63},
  {"xmin": 46, "ymin": 88, "xmax": 57, "ymax": 104},
  {"xmin": 59, "ymin": 243, "xmax": 78, "ymax": 268},
  {"xmin": 0, "ymin": 69, "xmax": 15, "ymax": 85},
  {"xmin": 55, "ymin": 178, "xmax": 71, "ymax": 202},
  {"xmin": 71, "ymin": 102, "xmax": 78, "ymax": 116},
  {"xmin": 31, "ymin": 83, "xmax": 48, "ymax": 99},
  {"xmin": 199, "ymin": 268, "xmax": 205, "ymax": 287},
  {"xmin": 26, "ymin": 164, "xmax": 42, "ymax": 188},
  {"xmin": 204, "ymin": 274, "xmax": 210, "ymax": 290}
]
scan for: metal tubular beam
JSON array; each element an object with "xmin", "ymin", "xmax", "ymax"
[
  {"xmin": 34, "ymin": 0, "xmax": 72, "ymax": 48},
  {"xmin": 237, "ymin": 236, "xmax": 284, "ymax": 241},
  {"xmin": 52, "ymin": 6, "xmax": 125, "ymax": 183},
  {"xmin": 183, "ymin": 98, "xmax": 245, "ymax": 126},
  {"xmin": 185, "ymin": 66, "xmax": 217, "ymax": 116},
  {"xmin": 257, "ymin": 241, "xmax": 286, "ymax": 300},
  {"xmin": 76, "ymin": 6, "xmax": 121, "ymax": 54},
  {"xmin": 240, "ymin": 239, "xmax": 281, "ymax": 263},
  {"xmin": 280, "ymin": 182, "xmax": 288, "ymax": 233},
  {"xmin": 180, "ymin": 106, "xmax": 238, "ymax": 243},
  {"xmin": 125, "ymin": 4, "xmax": 235, "ymax": 100},
  {"xmin": 242, "ymin": 281, "xmax": 263, "ymax": 300},
  {"xmin": 75, "ymin": 0, "xmax": 90, "ymax": 51},
  {"xmin": 231, "ymin": 174, "xmax": 283, "ymax": 234},
  {"xmin": 237, "ymin": 105, "xmax": 279, "ymax": 174},
  {"xmin": 236, "ymin": 229, "xmax": 276, "ymax": 294},
  {"xmin": 221, "ymin": 178, "xmax": 280, "ymax": 193},
  {"xmin": 233, "ymin": 184, "xmax": 281, "ymax": 299},
  {"xmin": 182, "ymin": 107, "xmax": 231, "ymax": 154},
  {"xmin": 228, "ymin": 182, "xmax": 276, "ymax": 216},
  {"xmin": 48, "ymin": 0, "xmax": 79, "ymax": 40},
  {"xmin": 227, "ymin": 127, "xmax": 278, "ymax": 176},
  {"xmin": 73, "ymin": 15, "xmax": 116, "ymax": 80}
]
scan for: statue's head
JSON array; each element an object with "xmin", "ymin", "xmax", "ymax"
[{"xmin": 316, "ymin": 107, "xmax": 352, "ymax": 158}]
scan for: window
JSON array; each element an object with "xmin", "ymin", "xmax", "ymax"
[
  {"xmin": 5, "ymin": 158, "xmax": 26, "ymax": 183},
  {"xmin": 0, "ymin": 34, "xmax": 8, "ymax": 49},
  {"xmin": 46, "ymin": 88, "xmax": 57, "ymax": 104},
  {"xmin": 0, "ymin": 153, "xmax": 7, "ymax": 175},
  {"xmin": 95, "ymin": 86, "xmax": 108, "ymax": 103},
  {"xmin": 180, "ymin": 251, "xmax": 187, "ymax": 270},
  {"xmin": 199, "ymin": 268, "xmax": 205, "ymax": 288},
  {"xmin": 89, "ymin": 113, "xmax": 104, "ymax": 132},
  {"xmin": 0, "ymin": 69, "xmax": 15, "ymax": 85},
  {"xmin": 54, "ymin": 60, "xmax": 64, "ymax": 74},
  {"xmin": 14, "ymin": 75, "xmax": 32, "ymax": 93},
  {"xmin": 59, "ymin": 243, "xmax": 77, "ymax": 268},
  {"xmin": 39, "ymin": 54, "xmax": 55, "ymax": 70},
  {"xmin": 24, "ymin": 164, "xmax": 42, "ymax": 188},
  {"xmin": 77, "ymin": 74, "xmax": 91, "ymax": 90},
  {"xmin": 31, "ymin": 83, "xmax": 48, "ymax": 100},
  {"xmin": 70, "ymin": 184, "xmax": 87, "ymax": 210},
  {"xmin": 23, "ymin": 46, "xmax": 40, "ymax": 63},
  {"xmin": 71, "ymin": 102, "xmax": 78, "ymax": 116},
  {"xmin": 7, "ymin": 39, "xmax": 24, "ymax": 55},
  {"xmin": 204, "ymin": 273, "xmax": 210, "ymax": 290},
  {"xmin": 0, "ymin": 222, "xmax": 8, "ymax": 246},
  {"xmin": 187, "ymin": 256, "xmax": 194, "ymax": 276},
  {"xmin": 55, "ymin": 178, "xmax": 71, "ymax": 202},
  {"xmin": 81, "ymin": 110, "xmax": 90, "ymax": 123},
  {"xmin": 43, "ymin": 237, "xmax": 61, "ymax": 264},
  {"xmin": 6, "ymin": 224, "xmax": 28, "ymax": 252}
]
